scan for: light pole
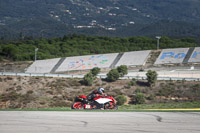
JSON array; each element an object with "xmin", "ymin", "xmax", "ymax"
[
  {"xmin": 156, "ymin": 36, "xmax": 161, "ymax": 50},
  {"xmin": 35, "ymin": 48, "xmax": 38, "ymax": 61}
]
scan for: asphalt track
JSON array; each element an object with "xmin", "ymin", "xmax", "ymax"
[{"xmin": 0, "ymin": 111, "xmax": 200, "ymax": 133}]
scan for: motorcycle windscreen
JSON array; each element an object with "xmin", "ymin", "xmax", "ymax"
[{"xmin": 95, "ymin": 98, "xmax": 112, "ymax": 104}]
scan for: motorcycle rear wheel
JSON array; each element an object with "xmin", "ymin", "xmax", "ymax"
[
  {"xmin": 113, "ymin": 104, "xmax": 118, "ymax": 110},
  {"xmin": 71, "ymin": 102, "xmax": 84, "ymax": 109}
]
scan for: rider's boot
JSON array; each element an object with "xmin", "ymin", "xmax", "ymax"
[{"xmin": 100, "ymin": 104, "xmax": 104, "ymax": 110}]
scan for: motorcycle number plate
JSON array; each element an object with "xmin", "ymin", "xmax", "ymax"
[{"xmin": 85, "ymin": 104, "xmax": 91, "ymax": 109}]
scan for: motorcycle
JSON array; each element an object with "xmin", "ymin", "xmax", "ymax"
[{"xmin": 71, "ymin": 95, "xmax": 118, "ymax": 110}]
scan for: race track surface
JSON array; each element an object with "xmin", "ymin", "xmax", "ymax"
[{"xmin": 0, "ymin": 111, "xmax": 200, "ymax": 133}]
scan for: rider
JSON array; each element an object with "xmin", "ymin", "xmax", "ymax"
[
  {"xmin": 87, "ymin": 88, "xmax": 105, "ymax": 109},
  {"xmin": 87, "ymin": 88, "xmax": 105, "ymax": 100}
]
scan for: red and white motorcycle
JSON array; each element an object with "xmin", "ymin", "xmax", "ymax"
[{"xmin": 71, "ymin": 95, "xmax": 118, "ymax": 110}]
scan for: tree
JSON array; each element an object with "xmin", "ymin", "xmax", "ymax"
[
  {"xmin": 117, "ymin": 65, "xmax": 128, "ymax": 77},
  {"xmin": 2, "ymin": 44, "xmax": 17, "ymax": 60},
  {"xmin": 83, "ymin": 72, "xmax": 94, "ymax": 86},
  {"xmin": 146, "ymin": 70, "xmax": 158, "ymax": 87},
  {"xmin": 90, "ymin": 67, "xmax": 101, "ymax": 77},
  {"xmin": 0, "ymin": 34, "xmax": 199, "ymax": 62},
  {"xmin": 19, "ymin": 32, "xmax": 23, "ymax": 40},
  {"xmin": 106, "ymin": 69, "xmax": 120, "ymax": 82}
]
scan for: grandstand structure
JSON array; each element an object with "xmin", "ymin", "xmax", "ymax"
[
  {"xmin": 26, "ymin": 50, "xmax": 151, "ymax": 73},
  {"xmin": 25, "ymin": 47, "xmax": 200, "ymax": 74}
]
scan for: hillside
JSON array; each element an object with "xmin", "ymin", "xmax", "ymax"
[
  {"xmin": 1, "ymin": 0, "xmax": 200, "ymax": 38},
  {"xmin": 0, "ymin": 75, "xmax": 200, "ymax": 109}
]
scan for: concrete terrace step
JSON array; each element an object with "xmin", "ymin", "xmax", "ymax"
[
  {"xmin": 109, "ymin": 53, "xmax": 124, "ymax": 68},
  {"xmin": 183, "ymin": 47, "xmax": 195, "ymax": 64},
  {"xmin": 50, "ymin": 57, "xmax": 66, "ymax": 73}
]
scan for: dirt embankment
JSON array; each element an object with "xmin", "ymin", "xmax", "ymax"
[
  {"xmin": 0, "ymin": 61, "xmax": 33, "ymax": 73},
  {"xmin": 0, "ymin": 75, "xmax": 200, "ymax": 109}
]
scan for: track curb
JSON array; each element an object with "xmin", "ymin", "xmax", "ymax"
[{"xmin": 143, "ymin": 108, "xmax": 200, "ymax": 111}]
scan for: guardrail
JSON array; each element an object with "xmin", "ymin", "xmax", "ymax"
[
  {"xmin": 0, "ymin": 72, "xmax": 199, "ymax": 81},
  {"xmin": 0, "ymin": 72, "xmax": 84, "ymax": 78}
]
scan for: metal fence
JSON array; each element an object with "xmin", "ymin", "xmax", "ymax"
[{"xmin": 0, "ymin": 72, "xmax": 199, "ymax": 81}]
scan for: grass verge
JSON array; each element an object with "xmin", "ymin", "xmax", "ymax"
[
  {"xmin": 119, "ymin": 101, "xmax": 200, "ymax": 110},
  {"xmin": 0, "ymin": 102, "xmax": 200, "ymax": 112}
]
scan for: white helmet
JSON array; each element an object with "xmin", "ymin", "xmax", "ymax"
[{"xmin": 97, "ymin": 88, "xmax": 104, "ymax": 94}]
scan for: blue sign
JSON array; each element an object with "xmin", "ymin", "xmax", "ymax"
[
  {"xmin": 160, "ymin": 52, "xmax": 186, "ymax": 60},
  {"xmin": 192, "ymin": 52, "xmax": 200, "ymax": 58}
]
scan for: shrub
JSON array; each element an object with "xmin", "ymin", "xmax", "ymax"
[
  {"xmin": 148, "ymin": 94, "xmax": 155, "ymax": 100},
  {"xmin": 83, "ymin": 72, "xmax": 94, "ymax": 86},
  {"xmin": 135, "ymin": 88, "xmax": 141, "ymax": 93},
  {"xmin": 135, "ymin": 93, "xmax": 146, "ymax": 104},
  {"xmin": 146, "ymin": 70, "xmax": 158, "ymax": 87},
  {"xmin": 157, "ymin": 87, "xmax": 175, "ymax": 97},
  {"xmin": 126, "ymin": 83, "xmax": 131, "ymax": 89},
  {"xmin": 191, "ymin": 84, "xmax": 200, "ymax": 97},
  {"xmin": 126, "ymin": 79, "xmax": 136, "ymax": 88},
  {"xmin": 117, "ymin": 65, "xmax": 128, "ymax": 77},
  {"xmin": 106, "ymin": 69, "xmax": 120, "ymax": 82},
  {"xmin": 91, "ymin": 67, "xmax": 101, "ymax": 77},
  {"xmin": 116, "ymin": 95, "xmax": 127, "ymax": 105},
  {"xmin": 130, "ymin": 79, "xmax": 136, "ymax": 86}
]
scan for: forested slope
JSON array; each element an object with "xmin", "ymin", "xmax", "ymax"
[
  {"xmin": 0, "ymin": 35, "xmax": 199, "ymax": 61},
  {"xmin": 1, "ymin": 0, "xmax": 200, "ymax": 38}
]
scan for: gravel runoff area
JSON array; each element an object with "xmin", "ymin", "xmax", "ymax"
[{"xmin": 0, "ymin": 111, "xmax": 200, "ymax": 133}]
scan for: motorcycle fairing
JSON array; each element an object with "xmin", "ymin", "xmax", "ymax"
[
  {"xmin": 78, "ymin": 95, "xmax": 87, "ymax": 99},
  {"xmin": 94, "ymin": 97, "xmax": 113, "ymax": 104}
]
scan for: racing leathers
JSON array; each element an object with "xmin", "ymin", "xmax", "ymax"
[{"xmin": 87, "ymin": 88, "xmax": 105, "ymax": 109}]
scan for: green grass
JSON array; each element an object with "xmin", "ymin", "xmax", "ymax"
[
  {"xmin": 0, "ymin": 107, "xmax": 72, "ymax": 111},
  {"xmin": 0, "ymin": 102, "xmax": 200, "ymax": 112},
  {"xmin": 119, "ymin": 101, "xmax": 200, "ymax": 110}
]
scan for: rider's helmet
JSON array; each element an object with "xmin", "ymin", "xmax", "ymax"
[{"xmin": 97, "ymin": 88, "xmax": 104, "ymax": 95}]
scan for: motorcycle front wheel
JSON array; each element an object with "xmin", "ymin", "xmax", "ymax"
[{"xmin": 71, "ymin": 102, "xmax": 84, "ymax": 109}]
